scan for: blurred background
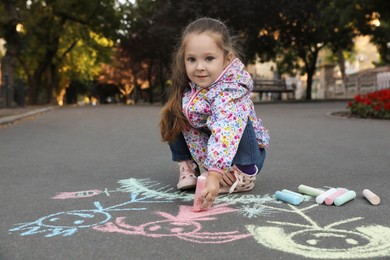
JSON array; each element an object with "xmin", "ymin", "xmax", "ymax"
[{"xmin": 0, "ymin": 0, "xmax": 389, "ymax": 107}]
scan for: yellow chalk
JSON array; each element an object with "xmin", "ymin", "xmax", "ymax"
[{"xmin": 362, "ymin": 189, "xmax": 380, "ymax": 205}]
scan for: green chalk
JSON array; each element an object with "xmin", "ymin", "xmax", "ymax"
[
  {"xmin": 298, "ymin": 184, "xmax": 325, "ymax": 196},
  {"xmin": 334, "ymin": 190, "xmax": 356, "ymax": 206}
]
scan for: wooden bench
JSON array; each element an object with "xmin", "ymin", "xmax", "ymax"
[{"xmin": 252, "ymin": 79, "xmax": 295, "ymax": 100}]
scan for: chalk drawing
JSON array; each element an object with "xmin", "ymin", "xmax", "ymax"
[
  {"xmin": 9, "ymin": 193, "xmax": 167, "ymax": 237},
  {"xmin": 52, "ymin": 190, "xmax": 103, "ymax": 199},
  {"xmin": 93, "ymin": 204, "xmax": 250, "ymax": 244},
  {"xmin": 118, "ymin": 178, "xmax": 279, "ymax": 207},
  {"xmin": 9, "ymin": 177, "xmax": 390, "ymax": 259},
  {"xmin": 247, "ymin": 204, "xmax": 390, "ymax": 259}
]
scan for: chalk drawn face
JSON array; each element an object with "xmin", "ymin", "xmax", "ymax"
[
  {"xmin": 140, "ymin": 220, "xmax": 201, "ymax": 237},
  {"xmin": 293, "ymin": 230, "xmax": 365, "ymax": 249},
  {"xmin": 247, "ymin": 225, "xmax": 390, "ymax": 259},
  {"xmin": 40, "ymin": 210, "xmax": 111, "ymax": 229}
]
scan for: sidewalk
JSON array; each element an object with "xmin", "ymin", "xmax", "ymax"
[{"xmin": 0, "ymin": 106, "xmax": 55, "ymax": 125}]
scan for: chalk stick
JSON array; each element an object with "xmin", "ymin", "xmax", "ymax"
[
  {"xmin": 298, "ymin": 184, "xmax": 325, "ymax": 196},
  {"xmin": 362, "ymin": 189, "xmax": 380, "ymax": 205},
  {"xmin": 334, "ymin": 190, "xmax": 356, "ymax": 206},
  {"xmin": 275, "ymin": 191, "xmax": 302, "ymax": 205},
  {"xmin": 193, "ymin": 176, "xmax": 206, "ymax": 212},
  {"xmin": 315, "ymin": 188, "xmax": 337, "ymax": 204},
  {"xmin": 324, "ymin": 188, "xmax": 347, "ymax": 205},
  {"xmin": 282, "ymin": 189, "xmax": 304, "ymax": 201}
]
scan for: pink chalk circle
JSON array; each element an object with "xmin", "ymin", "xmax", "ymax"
[
  {"xmin": 324, "ymin": 188, "xmax": 347, "ymax": 205},
  {"xmin": 362, "ymin": 189, "xmax": 380, "ymax": 205}
]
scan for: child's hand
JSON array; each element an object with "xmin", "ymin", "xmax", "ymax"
[{"xmin": 200, "ymin": 171, "xmax": 221, "ymax": 209}]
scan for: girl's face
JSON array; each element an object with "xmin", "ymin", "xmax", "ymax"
[{"xmin": 184, "ymin": 33, "xmax": 232, "ymax": 88}]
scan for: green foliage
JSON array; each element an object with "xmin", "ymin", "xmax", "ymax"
[
  {"xmin": 1, "ymin": 0, "xmax": 388, "ymax": 104},
  {"xmin": 0, "ymin": 0, "xmax": 124, "ymax": 104}
]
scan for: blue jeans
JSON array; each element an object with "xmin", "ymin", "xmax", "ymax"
[{"xmin": 169, "ymin": 120, "xmax": 266, "ymax": 172}]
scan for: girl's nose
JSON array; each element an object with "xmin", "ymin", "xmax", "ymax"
[{"xmin": 196, "ymin": 62, "xmax": 205, "ymax": 71}]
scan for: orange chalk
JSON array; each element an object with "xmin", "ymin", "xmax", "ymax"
[{"xmin": 362, "ymin": 189, "xmax": 380, "ymax": 205}]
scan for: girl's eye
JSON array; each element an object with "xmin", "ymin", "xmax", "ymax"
[
  {"xmin": 187, "ymin": 57, "xmax": 195, "ymax": 62},
  {"xmin": 206, "ymin": 56, "xmax": 215, "ymax": 62}
]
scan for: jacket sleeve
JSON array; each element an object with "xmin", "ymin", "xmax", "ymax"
[
  {"xmin": 203, "ymin": 84, "xmax": 251, "ymax": 173},
  {"xmin": 182, "ymin": 126, "xmax": 210, "ymax": 167}
]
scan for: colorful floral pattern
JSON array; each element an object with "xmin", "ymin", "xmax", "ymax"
[{"xmin": 182, "ymin": 58, "xmax": 270, "ymax": 173}]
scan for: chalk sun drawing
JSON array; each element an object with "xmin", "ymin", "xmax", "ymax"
[
  {"xmin": 9, "ymin": 193, "xmax": 168, "ymax": 237},
  {"xmin": 93, "ymin": 204, "xmax": 250, "ymax": 244},
  {"xmin": 246, "ymin": 204, "xmax": 390, "ymax": 259}
]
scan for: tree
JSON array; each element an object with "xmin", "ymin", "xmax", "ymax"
[
  {"xmin": 98, "ymin": 46, "xmax": 149, "ymax": 104},
  {"xmin": 0, "ymin": 0, "xmax": 123, "ymax": 105}
]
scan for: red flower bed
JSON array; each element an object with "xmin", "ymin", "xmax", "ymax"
[{"xmin": 347, "ymin": 88, "xmax": 390, "ymax": 119}]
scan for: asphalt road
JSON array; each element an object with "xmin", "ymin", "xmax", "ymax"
[{"xmin": 1, "ymin": 103, "xmax": 389, "ymax": 260}]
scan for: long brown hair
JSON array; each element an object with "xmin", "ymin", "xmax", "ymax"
[{"xmin": 160, "ymin": 17, "xmax": 242, "ymax": 143}]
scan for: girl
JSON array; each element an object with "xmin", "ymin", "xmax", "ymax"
[{"xmin": 160, "ymin": 17, "xmax": 270, "ymax": 210}]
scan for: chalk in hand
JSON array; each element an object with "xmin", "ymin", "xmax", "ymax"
[
  {"xmin": 275, "ymin": 191, "xmax": 303, "ymax": 205},
  {"xmin": 334, "ymin": 190, "xmax": 356, "ymax": 206},
  {"xmin": 315, "ymin": 188, "xmax": 337, "ymax": 204},
  {"xmin": 298, "ymin": 184, "xmax": 325, "ymax": 196},
  {"xmin": 362, "ymin": 189, "xmax": 380, "ymax": 205},
  {"xmin": 193, "ymin": 176, "xmax": 206, "ymax": 212},
  {"xmin": 324, "ymin": 188, "xmax": 347, "ymax": 205}
]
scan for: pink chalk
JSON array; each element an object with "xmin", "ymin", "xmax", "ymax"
[
  {"xmin": 193, "ymin": 176, "xmax": 206, "ymax": 212},
  {"xmin": 325, "ymin": 188, "xmax": 347, "ymax": 205}
]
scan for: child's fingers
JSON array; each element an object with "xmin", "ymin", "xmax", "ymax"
[
  {"xmin": 200, "ymin": 190, "xmax": 216, "ymax": 209},
  {"xmin": 201, "ymin": 196, "xmax": 213, "ymax": 209},
  {"xmin": 221, "ymin": 172, "xmax": 235, "ymax": 186}
]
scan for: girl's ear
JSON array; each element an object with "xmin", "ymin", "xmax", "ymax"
[{"xmin": 224, "ymin": 52, "xmax": 234, "ymax": 67}]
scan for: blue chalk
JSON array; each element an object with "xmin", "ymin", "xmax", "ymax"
[{"xmin": 275, "ymin": 191, "xmax": 303, "ymax": 205}]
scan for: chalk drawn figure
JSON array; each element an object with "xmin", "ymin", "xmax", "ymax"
[
  {"xmin": 93, "ymin": 204, "xmax": 251, "ymax": 244},
  {"xmin": 9, "ymin": 193, "xmax": 165, "ymax": 237},
  {"xmin": 247, "ymin": 204, "xmax": 390, "ymax": 259}
]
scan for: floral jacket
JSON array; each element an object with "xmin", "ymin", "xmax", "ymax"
[{"xmin": 182, "ymin": 58, "xmax": 270, "ymax": 174}]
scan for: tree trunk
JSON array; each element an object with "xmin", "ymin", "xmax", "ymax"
[
  {"xmin": 147, "ymin": 59, "xmax": 154, "ymax": 104},
  {"xmin": 1, "ymin": 1, "xmax": 19, "ymax": 107},
  {"xmin": 337, "ymin": 50, "xmax": 346, "ymax": 84},
  {"xmin": 1, "ymin": 54, "xmax": 17, "ymax": 107},
  {"xmin": 303, "ymin": 48, "xmax": 320, "ymax": 101}
]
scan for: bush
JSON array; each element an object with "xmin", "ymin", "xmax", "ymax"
[{"xmin": 347, "ymin": 89, "xmax": 390, "ymax": 119}]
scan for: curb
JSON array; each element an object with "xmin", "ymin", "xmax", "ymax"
[{"xmin": 0, "ymin": 107, "xmax": 56, "ymax": 126}]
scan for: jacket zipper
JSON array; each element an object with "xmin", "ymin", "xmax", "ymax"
[{"xmin": 183, "ymin": 86, "xmax": 202, "ymax": 128}]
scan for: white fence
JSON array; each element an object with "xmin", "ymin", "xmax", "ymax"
[{"xmin": 326, "ymin": 66, "xmax": 390, "ymax": 98}]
